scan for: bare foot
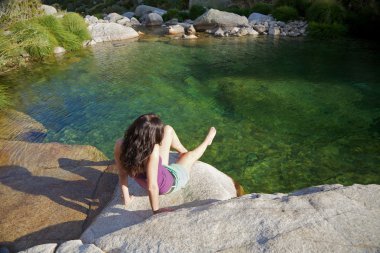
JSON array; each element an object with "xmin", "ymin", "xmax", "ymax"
[{"xmin": 206, "ymin": 127, "xmax": 217, "ymax": 145}]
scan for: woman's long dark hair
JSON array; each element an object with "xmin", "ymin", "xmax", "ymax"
[{"xmin": 120, "ymin": 113, "xmax": 164, "ymax": 177}]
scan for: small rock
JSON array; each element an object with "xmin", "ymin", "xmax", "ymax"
[
  {"xmin": 167, "ymin": 25, "xmax": 185, "ymax": 35},
  {"xmin": 165, "ymin": 18, "xmax": 179, "ymax": 26},
  {"xmin": 122, "ymin": 12, "xmax": 135, "ymax": 19},
  {"xmin": 53, "ymin": 46, "xmax": 66, "ymax": 54},
  {"xmin": 269, "ymin": 26, "xmax": 280, "ymax": 36},
  {"xmin": 83, "ymin": 40, "xmax": 96, "ymax": 46},
  {"xmin": 214, "ymin": 27, "xmax": 225, "ymax": 37},
  {"xmin": 130, "ymin": 17, "xmax": 141, "ymax": 26},
  {"xmin": 238, "ymin": 27, "xmax": 249, "ymax": 36},
  {"xmin": 41, "ymin": 5, "xmax": 57, "ymax": 15},
  {"xmin": 85, "ymin": 15, "xmax": 98, "ymax": 24},
  {"xmin": 140, "ymin": 13, "xmax": 163, "ymax": 26},
  {"xmin": 117, "ymin": 17, "xmax": 131, "ymax": 26},
  {"xmin": 187, "ymin": 25, "xmax": 196, "ymax": 35},
  {"xmin": 246, "ymin": 27, "xmax": 259, "ymax": 35},
  {"xmin": 105, "ymin": 13, "xmax": 125, "ymax": 23},
  {"xmin": 252, "ymin": 24, "xmax": 266, "ymax": 34},
  {"xmin": 182, "ymin": 34, "xmax": 198, "ymax": 39}
]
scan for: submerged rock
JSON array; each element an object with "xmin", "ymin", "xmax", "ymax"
[
  {"xmin": 194, "ymin": 9, "xmax": 249, "ymax": 31},
  {"xmin": 88, "ymin": 23, "xmax": 139, "ymax": 43},
  {"xmin": 86, "ymin": 184, "xmax": 380, "ymax": 252}
]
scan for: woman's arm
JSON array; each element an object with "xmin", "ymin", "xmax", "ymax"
[
  {"xmin": 114, "ymin": 139, "xmax": 133, "ymax": 207},
  {"xmin": 146, "ymin": 144, "xmax": 160, "ymax": 213}
]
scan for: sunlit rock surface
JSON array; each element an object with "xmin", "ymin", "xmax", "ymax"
[
  {"xmin": 0, "ymin": 140, "xmax": 117, "ymax": 252},
  {"xmin": 88, "ymin": 184, "xmax": 380, "ymax": 253}
]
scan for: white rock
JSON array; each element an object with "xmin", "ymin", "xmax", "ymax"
[
  {"xmin": 53, "ymin": 46, "xmax": 66, "ymax": 54},
  {"xmin": 187, "ymin": 25, "xmax": 196, "ymax": 35},
  {"xmin": 18, "ymin": 243, "xmax": 57, "ymax": 253},
  {"xmin": 81, "ymin": 154, "xmax": 237, "ymax": 243},
  {"xmin": 140, "ymin": 13, "xmax": 163, "ymax": 26},
  {"xmin": 88, "ymin": 23, "xmax": 139, "ymax": 43},
  {"xmin": 182, "ymin": 34, "xmax": 198, "ymax": 39},
  {"xmin": 116, "ymin": 17, "xmax": 130, "ymax": 26},
  {"xmin": 194, "ymin": 9, "xmax": 249, "ymax": 31},
  {"xmin": 134, "ymin": 5, "xmax": 167, "ymax": 17},
  {"xmin": 252, "ymin": 24, "xmax": 266, "ymax": 34},
  {"xmin": 83, "ymin": 40, "xmax": 97, "ymax": 46},
  {"xmin": 104, "ymin": 13, "xmax": 124, "ymax": 23},
  {"xmin": 130, "ymin": 17, "xmax": 141, "ymax": 26},
  {"xmin": 85, "ymin": 184, "xmax": 380, "ymax": 253},
  {"xmin": 167, "ymin": 25, "xmax": 185, "ymax": 35},
  {"xmin": 248, "ymin": 13, "xmax": 274, "ymax": 23},
  {"xmin": 85, "ymin": 15, "xmax": 98, "ymax": 25},
  {"xmin": 41, "ymin": 5, "xmax": 57, "ymax": 15},
  {"xmin": 55, "ymin": 240, "xmax": 103, "ymax": 253},
  {"xmin": 247, "ymin": 27, "xmax": 259, "ymax": 35},
  {"xmin": 214, "ymin": 27, "xmax": 225, "ymax": 37}
]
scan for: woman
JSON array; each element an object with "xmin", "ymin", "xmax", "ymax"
[{"xmin": 114, "ymin": 113, "xmax": 216, "ymax": 215}]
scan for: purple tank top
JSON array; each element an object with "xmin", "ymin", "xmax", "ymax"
[{"xmin": 133, "ymin": 156, "xmax": 174, "ymax": 195}]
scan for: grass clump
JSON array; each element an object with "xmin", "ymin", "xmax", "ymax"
[
  {"xmin": 272, "ymin": 6, "xmax": 299, "ymax": 21},
  {"xmin": 307, "ymin": 21, "xmax": 347, "ymax": 38},
  {"xmin": 252, "ymin": 3, "xmax": 273, "ymax": 15},
  {"xmin": 0, "ymin": 0, "xmax": 43, "ymax": 28},
  {"xmin": 306, "ymin": 0, "xmax": 346, "ymax": 24},
  {"xmin": 61, "ymin": 13, "xmax": 91, "ymax": 41}
]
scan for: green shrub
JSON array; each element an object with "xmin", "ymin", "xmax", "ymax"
[
  {"xmin": 307, "ymin": 21, "xmax": 347, "ymax": 38},
  {"xmin": 252, "ymin": 3, "xmax": 273, "ymax": 15},
  {"xmin": 189, "ymin": 5, "xmax": 207, "ymax": 20},
  {"xmin": 0, "ymin": 85, "xmax": 11, "ymax": 109},
  {"xmin": 178, "ymin": 11, "xmax": 190, "ymax": 21},
  {"xmin": 306, "ymin": 0, "xmax": 346, "ymax": 24},
  {"xmin": 274, "ymin": 0, "xmax": 311, "ymax": 16},
  {"xmin": 61, "ymin": 13, "xmax": 91, "ymax": 41},
  {"xmin": 272, "ymin": 6, "xmax": 299, "ymax": 21},
  {"xmin": 0, "ymin": 0, "xmax": 43, "ymax": 28},
  {"xmin": 37, "ymin": 15, "xmax": 83, "ymax": 51},
  {"xmin": 162, "ymin": 9, "xmax": 180, "ymax": 21},
  {"xmin": 11, "ymin": 21, "xmax": 58, "ymax": 58}
]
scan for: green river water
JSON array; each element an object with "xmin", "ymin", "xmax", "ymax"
[{"xmin": 1, "ymin": 36, "xmax": 380, "ymax": 193}]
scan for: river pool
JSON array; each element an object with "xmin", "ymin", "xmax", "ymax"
[{"xmin": 1, "ymin": 35, "xmax": 380, "ymax": 193}]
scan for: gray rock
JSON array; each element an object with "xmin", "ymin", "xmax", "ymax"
[
  {"xmin": 55, "ymin": 240, "xmax": 103, "ymax": 253},
  {"xmin": 269, "ymin": 26, "xmax": 280, "ymax": 35},
  {"xmin": 85, "ymin": 184, "xmax": 380, "ymax": 253},
  {"xmin": 53, "ymin": 46, "xmax": 66, "ymax": 54},
  {"xmin": 166, "ymin": 25, "xmax": 185, "ymax": 35},
  {"xmin": 130, "ymin": 17, "xmax": 141, "ymax": 26},
  {"xmin": 140, "ymin": 13, "xmax": 163, "ymax": 26},
  {"xmin": 18, "ymin": 244, "xmax": 57, "ymax": 253},
  {"xmin": 277, "ymin": 21, "xmax": 286, "ymax": 27},
  {"xmin": 104, "ymin": 13, "xmax": 124, "ymax": 23},
  {"xmin": 88, "ymin": 23, "xmax": 139, "ymax": 43},
  {"xmin": 248, "ymin": 13, "xmax": 274, "ymax": 23},
  {"xmin": 247, "ymin": 27, "xmax": 259, "ymax": 35},
  {"xmin": 40, "ymin": 5, "xmax": 57, "ymax": 15},
  {"xmin": 194, "ymin": 9, "xmax": 249, "ymax": 31},
  {"xmin": 122, "ymin": 12, "xmax": 135, "ymax": 19},
  {"xmin": 81, "ymin": 154, "xmax": 237, "ymax": 243},
  {"xmin": 252, "ymin": 24, "xmax": 266, "ymax": 34},
  {"xmin": 134, "ymin": 5, "xmax": 167, "ymax": 17},
  {"xmin": 214, "ymin": 27, "xmax": 225, "ymax": 37},
  {"xmin": 187, "ymin": 25, "xmax": 196, "ymax": 35},
  {"xmin": 165, "ymin": 18, "xmax": 179, "ymax": 26}
]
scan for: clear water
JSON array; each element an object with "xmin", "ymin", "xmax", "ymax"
[{"xmin": 2, "ymin": 36, "xmax": 380, "ymax": 193}]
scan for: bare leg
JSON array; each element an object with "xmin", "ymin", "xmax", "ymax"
[
  {"xmin": 176, "ymin": 127, "xmax": 216, "ymax": 174},
  {"xmin": 159, "ymin": 125, "xmax": 188, "ymax": 166}
]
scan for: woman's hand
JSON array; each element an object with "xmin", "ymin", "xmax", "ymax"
[
  {"xmin": 153, "ymin": 207, "xmax": 175, "ymax": 215},
  {"xmin": 123, "ymin": 194, "xmax": 134, "ymax": 207}
]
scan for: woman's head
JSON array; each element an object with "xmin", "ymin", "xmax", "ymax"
[{"xmin": 120, "ymin": 113, "xmax": 164, "ymax": 176}]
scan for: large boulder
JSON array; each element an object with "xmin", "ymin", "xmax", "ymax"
[
  {"xmin": 84, "ymin": 184, "xmax": 380, "ymax": 252},
  {"xmin": 0, "ymin": 140, "xmax": 117, "ymax": 252},
  {"xmin": 140, "ymin": 13, "xmax": 163, "ymax": 26},
  {"xmin": 81, "ymin": 153, "xmax": 237, "ymax": 243},
  {"xmin": 194, "ymin": 9, "xmax": 249, "ymax": 31},
  {"xmin": 88, "ymin": 23, "xmax": 139, "ymax": 43},
  {"xmin": 0, "ymin": 109, "xmax": 46, "ymax": 141},
  {"xmin": 189, "ymin": 0, "xmax": 232, "ymax": 9},
  {"xmin": 134, "ymin": 5, "xmax": 167, "ymax": 17},
  {"xmin": 18, "ymin": 243, "xmax": 57, "ymax": 253}
]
